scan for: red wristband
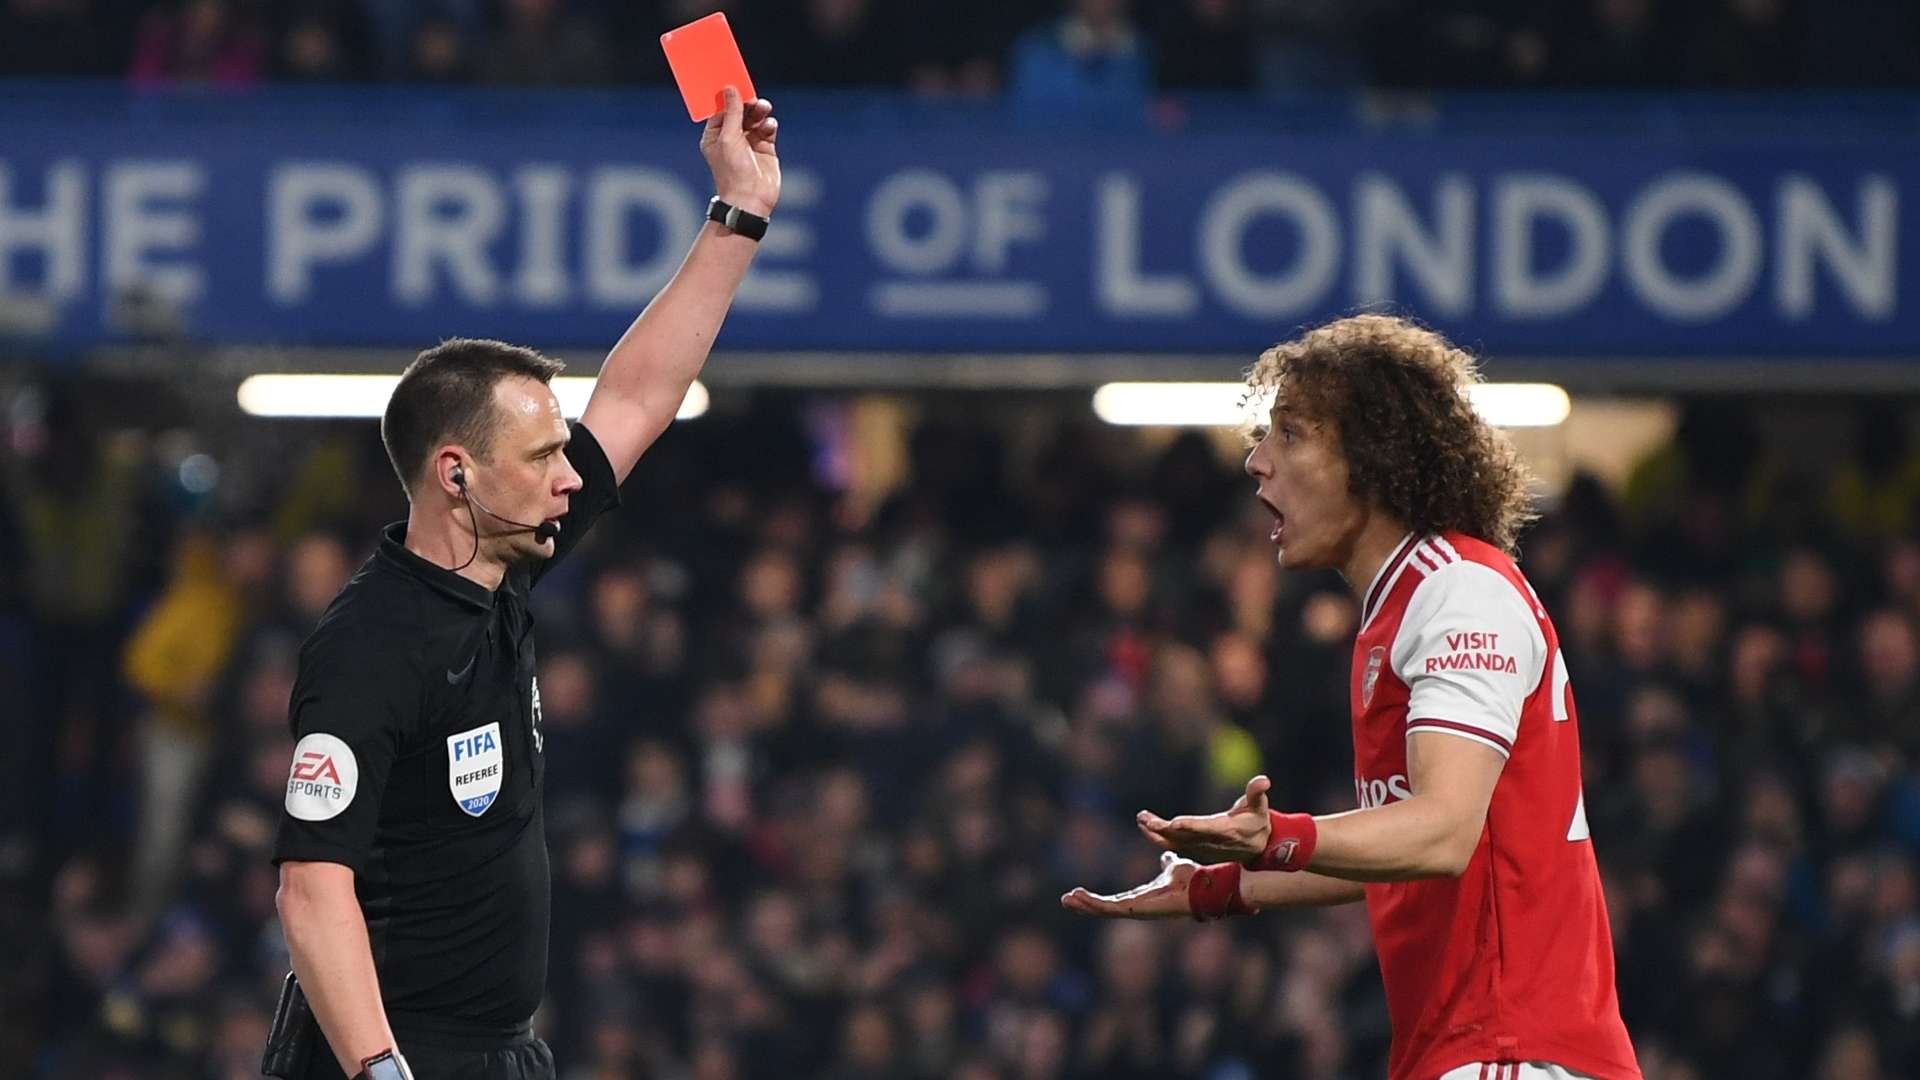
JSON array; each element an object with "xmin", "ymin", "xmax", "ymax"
[
  {"xmin": 1248, "ymin": 810, "xmax": 1317, "ymax": 871},
  {"xmin": 1187, "ymin": 861, "xmax": 1254, "ymax": 922}
]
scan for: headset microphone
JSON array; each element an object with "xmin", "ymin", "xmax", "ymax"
[{"xmin": 452, "ymin": 466, "xmax": 561, "ymax": 568}]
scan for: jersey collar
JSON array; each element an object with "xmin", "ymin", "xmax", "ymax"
[
  {"xmin": 378, "ymin": 522, "xmax": 495, "ymax": 611},
  {"xmin": 1360, "ymin": 532, "xmax": 1418, "ymax": 628}
]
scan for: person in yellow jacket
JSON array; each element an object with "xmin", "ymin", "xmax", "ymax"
[{"xmin": 122, "ymin": 527, "xmax": 272, "ymax": 916}]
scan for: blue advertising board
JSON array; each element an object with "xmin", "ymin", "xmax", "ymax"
[{"xmin": 0, "ymin": 88, "xmax": 1914, "ymax": 356}]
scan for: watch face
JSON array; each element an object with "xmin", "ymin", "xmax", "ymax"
[{"xmin": 362, "ymin": 1053, "xmax": 411, "ymax": 1080}]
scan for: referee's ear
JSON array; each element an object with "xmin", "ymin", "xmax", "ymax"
[{"xmin": 430, "ymin": 447, "xmax": 469, "ymax": 499}]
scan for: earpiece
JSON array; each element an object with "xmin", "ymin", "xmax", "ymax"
[{"xmin": 452, "ymin": 465, "xmax": 467, "ymax": 488}]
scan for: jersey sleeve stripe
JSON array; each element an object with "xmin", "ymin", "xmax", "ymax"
[
  {"xmin": 1414, "ymin": 547, "xmax": 1440, "ymax": 572},
  {"xmin": 1406, "ymin": 718, "xmax": 1514, "ymax": 757},
  {"xmin": 1425, "ymin": 539, "xmax": 1453, "ymax": 564}
]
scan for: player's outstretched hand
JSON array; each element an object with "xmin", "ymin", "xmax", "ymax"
[
  {"xmin": 1060, "ymin": 852, "xmax": 1198, "ymax": 919},
  {"xmin": 1135, "ymin": 774, "xmax": 1275, "ymax": 864},
  {"xmin": 700, "ymin": 86, "xmax": 780, "ymax": 218}
]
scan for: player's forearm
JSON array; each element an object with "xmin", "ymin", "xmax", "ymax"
[
  {"xmin": 1239, "ymin": 868, "xmax": 1366, "ymax": 908},
  {"xmin": 591, "ymin": 223, "xmax": 758, "ymax": 447},
  {"xmin": 1303, "ymin": 796, "xmax": 1481, "ymax": 882},
  {"xmin": 277, "ymin": 876, "xmax": 399, "ymax": 1075}
]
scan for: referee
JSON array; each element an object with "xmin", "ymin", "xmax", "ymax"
[{"xmin": 267, "ymin": 89, "xmax": 779, "ymax": 1080}]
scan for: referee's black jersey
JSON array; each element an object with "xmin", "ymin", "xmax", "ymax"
[{"xmin": 272, "ymin": 422, "xmax": 620, "ymax": 1036}]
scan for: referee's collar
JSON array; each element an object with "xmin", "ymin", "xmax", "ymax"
[{"xmin": 378, "ymin": 522, "xmax": 495, "ymax": 611}]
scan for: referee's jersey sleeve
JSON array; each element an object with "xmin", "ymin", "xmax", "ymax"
[
  {"xmin": 531, "ymin": 420, "xmax": 622, "ymax": 588},
  {"xmin": 272, "ymin": 640, "xmax": 413, "ymax": 873}
]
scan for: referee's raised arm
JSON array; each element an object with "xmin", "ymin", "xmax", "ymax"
[{"xmin": 581, "ymin": 85, "xmax": 781, "ymax": 486}]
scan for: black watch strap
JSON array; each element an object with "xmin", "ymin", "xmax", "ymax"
[{"xmin": 707, "ymin": 195, "xmax": 769, "ymax": 241}]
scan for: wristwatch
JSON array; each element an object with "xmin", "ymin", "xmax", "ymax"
[
  {"xmin": 707, "ymin": 195, "xmax": 769, "ymax": 241},
  {"xmin": 357, "ymin": 1050, "xmax": 413, "ymax": 1080}
]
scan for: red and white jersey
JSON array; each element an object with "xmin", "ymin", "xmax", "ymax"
[{"xmin": 1351, "ymin": 531, "xmax": 1640, "ymax": 1080}]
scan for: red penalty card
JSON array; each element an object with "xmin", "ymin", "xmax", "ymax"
[{"xmin": 660, "ymin": 12, "xmax": 757, "ymax": 123}]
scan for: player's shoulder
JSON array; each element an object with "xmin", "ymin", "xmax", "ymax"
[
  {"xmin": 1426, "ymin": 530, "xmax": 1526, "ymax": 576},
  {"xmin": 1398, "ymin": 532, "xmax": 1541, "ymax": 624},
  {"xmin": 1387, "ymin": 533, "xmax": 1550, "ymax": 679}
]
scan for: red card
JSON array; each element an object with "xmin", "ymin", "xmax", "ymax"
[{"xmin": 660, "ymin": 12, "xmax": 757, "ymax": 123}]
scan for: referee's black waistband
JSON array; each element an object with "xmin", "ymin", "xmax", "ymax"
[{"xmin": 386, "ymin": 1009, "xmax": 534, "ymax": 1050}]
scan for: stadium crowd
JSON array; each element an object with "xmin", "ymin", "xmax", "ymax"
[
  {"xmin": 0, "ymin": 0, "xmax": 1915, "ymax": 95},
  {"xmin": 1, "ymin": 387, "xmax": 1917, "ymax": 1079}
]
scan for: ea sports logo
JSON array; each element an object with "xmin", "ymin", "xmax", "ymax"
[
  {"xmin": 285, "ymin": 733, "xmax": 359, "ymax": 821},
  {"xmin": 291, "ymin": 751, "xmax": 342, "ymax": 786}
]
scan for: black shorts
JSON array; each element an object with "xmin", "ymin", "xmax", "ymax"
[{"xmin": 303, "ymin": 1031, "xmax": 554, "ymax": 1080}]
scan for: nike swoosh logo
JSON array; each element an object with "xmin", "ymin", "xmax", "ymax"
[{"xmin": 447, "ymin": 655, "xmax": 477, "ymax": 684}]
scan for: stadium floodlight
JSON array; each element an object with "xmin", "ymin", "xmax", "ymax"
[
  {"xmin": 1090, "ymin": 382, "xmax": 1258, "ymax": 428},
  {"xmin": 237, "ymin": 374, "xmax": 709, "ymax": 421},
  {"xmin": 1462, "ymin": 383, "xmax": 1571, "ymax": 427},
  {"xmin": 1091, "ymin": 381, "xmax": 1569, "ymax": 428}
]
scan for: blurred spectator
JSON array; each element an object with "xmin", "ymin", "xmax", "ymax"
[
  {"xmin": 762, "ymin": 0, "xmax": 904, "ymax": 87},
  {"xmin": 4, "ymin": 389, "xmax": 1919, "ymax": 1078},
  {"xmin": 826, "ymin": 1000, "xmax": 899, "ymax": 1080},
  {"xmin": 405, "ymin": 12, "xmax": 476, "ymax": 85},
  {"xmin": 1625, "ymin": 400, "xmax": 1776, "ymax": 583},
  {"xmin": 3, "ymin": 384, "xmax": 147, "ymax": 884},
  {"xmin": 271, "ymin": 0, "xmax": 375, "ymax": 82},
  {"xmin": 1827, "ymin": 403, "xmax": 1920, "ymax": 543},
  {"xmin": 120, "ymin": 526, "xmax": 270, "ymax": 916},
  {"xmin": 128, "ymin": 0, "xmax": 266, "ymax": 87},
  {"xmin": 359, "ymin": 0, "xmax": 483, "ymax": 79},
  {"xmin": 1815, "ymin": 1024, "xmax": 1886, "ymax": 1080},
  {"xmin": 1856, "ymin": 610, "xmax": 1920, "ymax": 758},
  {"xmin": 1147, "ymin": 0, "xmax": 1257, "ymax": 91},
  {"xmin": 479, "ymin": 0, "xmax": 611, "ymax": 87},
  {"xmin": 3, "ymin": 0, "xmax": 1917, "ymax": 91},
  {"xmin": 903, "ymin": 1, "xmax": 1029, "ymax": 97},
  {"xmin": 1007, "ymin": 0, "xmax": 1153, "ymax": 121},
  {"xmin": 1372, "ymin": 0, "xmax": 1549, "ymax": 90},
  {"xmin": 1254, "ymin": 0, "xmax": 1379, "ymax": 91}
]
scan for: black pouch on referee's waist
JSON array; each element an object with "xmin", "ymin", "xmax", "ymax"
[{"xmin": 262, "ymin": 971, "xmax": 318, "ymax": 1078}]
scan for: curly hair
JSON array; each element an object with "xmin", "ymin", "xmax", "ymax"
[{"xmin": 1245, "ymin": 314, "xmax": 1538, "ymax": 554}]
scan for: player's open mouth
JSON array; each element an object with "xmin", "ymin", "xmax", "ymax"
[{"xmin": 1258, "ymin": 496, "xmax": 1285, "ymax": 545}]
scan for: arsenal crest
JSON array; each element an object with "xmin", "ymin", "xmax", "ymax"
[{"xmin": 1361, "ymin": 645, "xmax": 1386, "ymax": 708}]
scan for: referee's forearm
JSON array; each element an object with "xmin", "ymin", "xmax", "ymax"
[
  {"xmin": 588, "ymin": 223, "xmax": 757, "ymax": 454},
  {"xmin": 277, "ymin": 868, "xmax": 399, "ymax": 1075}
]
